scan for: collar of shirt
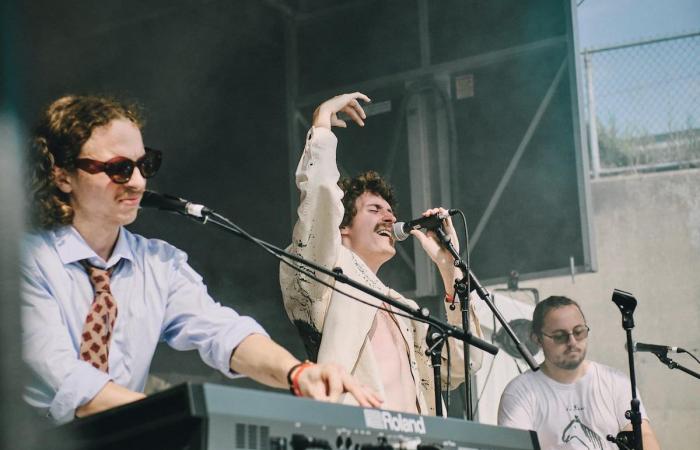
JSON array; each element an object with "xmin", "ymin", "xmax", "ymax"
[{"xmin": 53, "ymin": 226, "xmax": 135, "ymax": 269}]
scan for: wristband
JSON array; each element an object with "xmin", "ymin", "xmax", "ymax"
[
  {"xmin": 445, "ymin": 292, "xmax": 458, "ymax": 310},
  {"xmin": 287, "ymin": 361, "xmax": 314, "ymax": 396}
]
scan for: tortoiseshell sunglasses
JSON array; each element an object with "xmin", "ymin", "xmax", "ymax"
[{"xmin": 75, "ymin": 147, "xmax": 162, "ymax": 184}]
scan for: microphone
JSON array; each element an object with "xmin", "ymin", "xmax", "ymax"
[
  {"xmin": 140, "ymin": 190, "xmax": 212, "ymax": 218},
  {"xmin": 634, "ymin": 342, "xmax": 685, "ymax": 354},
  {"xmin": 392, "ymin": 209, "xmax": 458, "ymax": 242}
]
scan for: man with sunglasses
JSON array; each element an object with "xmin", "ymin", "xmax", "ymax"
[
  {"xmin": 21, "ymin": 95, "xmax": 381, "ymax": 423},
  {"xmin": 497, "ymin": 296, "xmax": 660, "ymax": 449}
]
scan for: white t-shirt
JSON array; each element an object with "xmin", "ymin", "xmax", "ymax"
[{"xmin": 497, "ymin": 361, "xmax": 648, "ymax": 450}]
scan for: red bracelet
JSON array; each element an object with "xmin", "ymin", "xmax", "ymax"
[
  {"xmin": 288, "ymin": 361, "xmax": 314, "ymax": 397},
  {"xmin": 445, "ymin": 292, "xmax": 459, "ymax": 310}
]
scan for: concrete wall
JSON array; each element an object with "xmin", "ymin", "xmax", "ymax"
[{"xmin": 488, "ymin": 168, "xmax": 700, "ymax": 448}]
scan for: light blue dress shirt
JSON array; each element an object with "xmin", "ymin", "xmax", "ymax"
[{"xmin": 21, "ymin": 225, "xmax": 267, "ymax": 423}]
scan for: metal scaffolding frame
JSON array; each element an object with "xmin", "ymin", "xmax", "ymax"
[{"xmin": 281, "ymin": 0, "xmax": 596, "ymax": 295}]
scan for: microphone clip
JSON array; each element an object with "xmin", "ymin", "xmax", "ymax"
[{"xmin": 612, "ymin": 289, "xmax": 637, "ymax": 330}]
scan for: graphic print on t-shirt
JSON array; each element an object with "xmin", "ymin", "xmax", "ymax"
[{"xmin": 561, "ymin": 416, "xmax": 603, "ymax": 449}]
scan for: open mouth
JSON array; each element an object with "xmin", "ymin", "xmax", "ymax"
[{"xmin": 376, "ymin": 228, "xmax": 394, "ymax": 243}]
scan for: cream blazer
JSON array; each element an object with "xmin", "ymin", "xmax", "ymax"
[{"xmin": 280, "ymin": 127, "xmax": 483, "ymax": 416}]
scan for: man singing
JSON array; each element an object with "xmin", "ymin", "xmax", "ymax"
[
  {"xmin": 280, "ymin": 92, "xmax": 484, "ymax": 415},
  {"xmin": 21, "ymin": 95, "xmax": 381, "ymax": 423},
  {"xmin": 498, "ymin": 296, "xmax": 661, "ymax": 449}
]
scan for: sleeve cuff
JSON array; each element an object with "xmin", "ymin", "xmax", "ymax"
[
  {"xmin": 213, "ymin": 316, "xmax": 269, "ymax": 378},
  {"xmin": 50, "ymin": 362, "xmax": 112, "ymax": 424},
  {"xmin": 308, "ymin": 126, "xmax": 338, "ymax": 147}
]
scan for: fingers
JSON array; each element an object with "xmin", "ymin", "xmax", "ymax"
[
  {"xmin": 325, "ymin": 367, "xmax": 344, "ymax": 402},
  {"xmin": 331, "ymin": 113, "xmax": 348, "ymax": 128},
  {"xmin": 340, "ymin": 92, "xmax": 371, "ymax": 106},
  {"xmin": 353, "ymin": 92, "xmax": 371, "ymax": 104},
  {"xmin": 409, "ymin": 228, "xmax": 432, "ymax": 248},
  {"xmin": 419, "ymin": 207, "xmax": 449, "ymax": 222},
  {"xmin": 313, "ymin": 92, "xmax": 371, "ymax": 129},
  {"xmin": 366, "ymin": 391, "xmax": 384, "ymax": 408},
  {"xmin": 342, "ymin": 377, "xmax": 383, "ymax": 408},
  {"xmin": 297, "ymin": 366, "xmax": 330, "ymax": 402},
  {"xmin": 419, "ymin": 207, "xmax": 458, "ymax": 241},
  {"xmin": 410, "ymin": 206, "xmax": 461, "ymax": 262},
  {"xmin": 341, "ymin": 99, "xmax": 366, "ymax": 127},
  {"xmin": 420, "ymin": 207, "xmax": 442, "ymax": 217},
  {"xmin": 298, "ymin": 364, "xmax": 383, "ymax": 409},
  {"xmin": 416, "ymin": 207, "xmax": 454, "ymax": 235},
  {"xmin": 349, "ymin": 96, "xmax": 368, "ymax": 118}
]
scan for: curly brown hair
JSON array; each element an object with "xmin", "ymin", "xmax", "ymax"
[
  {"xmin": 338, "ymin": 170, "xmax": 397, "ymax": 228},
  {"xmin": 28, "ymin": 95, "xmax": 143, "ymax": 229}
]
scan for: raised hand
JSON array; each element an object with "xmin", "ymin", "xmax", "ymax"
[
  {"xmin": 312, "ymin": 92, "xmax": 371, "ymax": 130},
  {"xmin": 409, "ymin": 207, "xmax": 462, "ymax": 293}
]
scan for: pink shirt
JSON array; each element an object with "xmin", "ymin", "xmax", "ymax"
[{"xmin": 368, "ymin": 304, "xmax": 419, "ymax": 414}]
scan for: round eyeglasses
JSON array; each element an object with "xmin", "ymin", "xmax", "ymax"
[
  {"xmin": 75, "ymin": 147, "xmax": 162, "ymax": 184},
  {"xmin": 541, "ymin": 325, "xmax": 590, "ymax": 345}
]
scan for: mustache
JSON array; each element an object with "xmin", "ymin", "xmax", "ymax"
[{"xmin": 118, "ymin": 187, "xmax": 144, "ymax": 199}]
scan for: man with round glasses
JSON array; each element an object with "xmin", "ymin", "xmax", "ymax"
[
  {"xmin": 497, "ymin": 296, "xmax": 660, "ymax": 449},
  {"xmin": 21, "ymin": 95, "xmax": 381, "ymax": 423}
]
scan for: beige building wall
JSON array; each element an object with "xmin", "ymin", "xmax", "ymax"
[{"xmin": 487, "ymin": 168, "xmax": 700, "ymax": 448}]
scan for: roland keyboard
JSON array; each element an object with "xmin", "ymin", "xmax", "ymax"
[{"xmin": 45, "ymin": 383, "xmax": 539, "ymax": 450}]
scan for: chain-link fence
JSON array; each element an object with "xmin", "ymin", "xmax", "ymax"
[{"xmin": 582, "ymin": 31, "xmax": 700, "ymax": 177}]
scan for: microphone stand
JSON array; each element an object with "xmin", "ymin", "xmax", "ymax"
[
  {"xmin": 434, "ymin": 227, "xmax": 539, "ymax": 421},
  {"xmin": 171, "ymin": 207, "xmax": 499, "ymax": 361},
  {"xmin": 609, "ymin": 289, "xmax": 643, "ymax": 450},
  {"xmin": 434, "ymin": 227, "xmax": 472, "ymax": 419},
  {"xmin": 650, "ymin": 351, "xmax": 700, "ymax": 380},
  {"xmin": 425, "ymin": 326, "xmax": 446, "ymax": 416}
]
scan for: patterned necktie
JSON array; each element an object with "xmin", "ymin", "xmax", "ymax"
[{"xmin": 78, "ymin": 260, "xmax": 118, "ymax": 372}]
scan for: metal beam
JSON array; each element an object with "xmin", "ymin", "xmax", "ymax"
[
  {"xmin": 294, "ymin": 36, "xmax": 566, "ymax": 108},
  {"xmin": 566, "ymin": 0, "xmax": 597, "ymax": 273},
  {"xmin": 583, "ymin": 30, "xmax": 700, "ymax": 54}
]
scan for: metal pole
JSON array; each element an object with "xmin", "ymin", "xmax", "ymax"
[{"xmin": 584, "ymin": 52, "xmax": 601, "ymax": 179}]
